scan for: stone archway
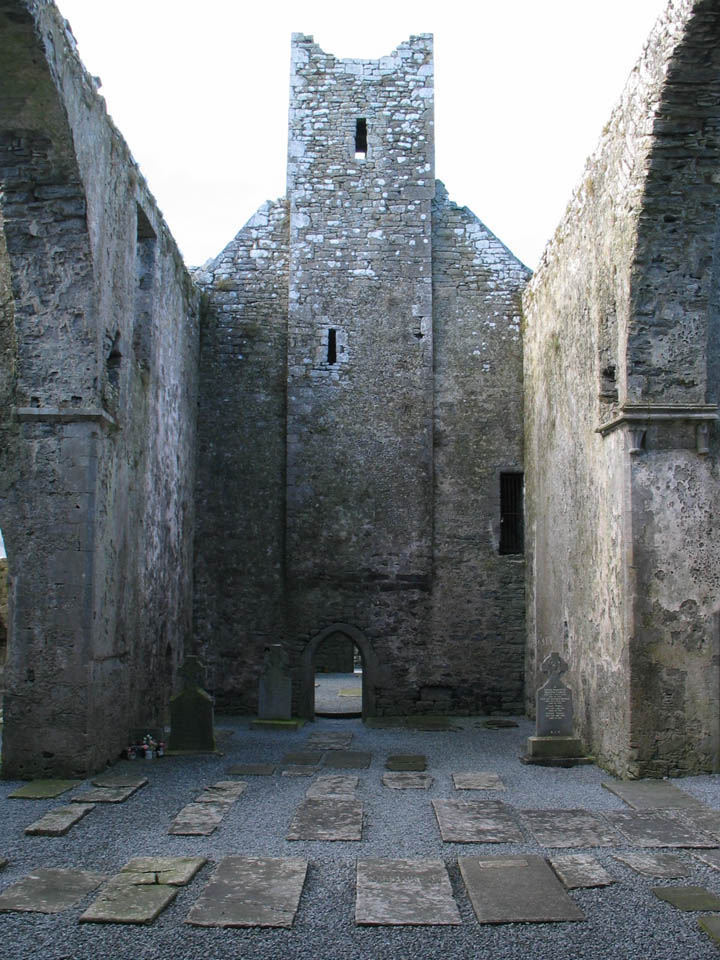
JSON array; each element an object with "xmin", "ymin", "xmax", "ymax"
[{"xmin": 299, "ymin": 623, "xmax": 378, "ymax": 720}]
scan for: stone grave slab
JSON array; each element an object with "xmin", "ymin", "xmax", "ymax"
[
  {"xmin": 282, "ymin": 751, "xmax": 324, "ymax": 766},
  {"xmin": 306, "ymin": 775, "xmax": 359, "ymax": 798},
  {"xmin": 120, "ymin": 857, "xmax": 206, "ymax": 886},
  {"xmin": 693, "ymin": 850, "xmax": 720, "ymax": 871},
  {"xmin": 355, "ymin": 859, "xmax": 461, "ymax": 925},
  {"xmin": 459, "ymin": 855, "xmax": 585, "ymax": 923},
  {"xmin": 652, "ymin": 886, "xmax": 720, "ymax": 911},
  {"xmin": 71, "ymin": 784, "xmax": 144, "ymax": 803},
  {"xmin": 483, "ymin": 718, "xmax": 519, "ymax": 729},
  {"xmin": 385, "ymin": 755, "xmax": 427, "ymax": 771},
  {"xmin": 0, "ymin": 868, "xmax": 104, "ymax": 913},
  {"xmin": 196, "ymin": 781, "xmax": 247, "ymax": 802},
  {"xmin": 549, "ymin": 855, "xmax": 615, "ymax": 889},
  {"xmin": 169, "ymin": 801, "xmax": 231, "ymax": 836},
  {"xmin": 607, "ymin": 810, "xmax": 716, "ymax": 848},
  {"xmin": 282, "ymin": 767, "xmax": 315, "ymax": 777},
  {"xmin": 602, "ymin": 779, "xmax": 701, "ymax": 810},
  {"xmin": 406, "ymin": 717, "xmax": 456, "ymax": 731},
  {"xmin": 382, "ymin": 772, "xmax": 433, "ymax": 790},
  {"xmin": 227, "ymin": 763, "xmax": 275, "ymax": 776},
  {"xmin": 25, "ymin": 803, "xmax": 95, "ymax": 837},
  {"xmin": 432, "ymin": 799, "xmax": 523, "ymax": 843},
  {"xmin": 9, "ymin": 780, "xmax": 81, "ymax": 799},
  {"xmin": 306, "ymin": 732, "xmax": 353, "ymax": 750},
  {"xmin": 613, "ymin": 853, "xmax": 691, "ymax": 878},
  {"xmin": 678, "ymin": 806, "xmax": 720, "ymax": 841},
  {"xmin": 521, "ymin": 809, "xmax": 620, "ymax": 848},
  {"xmin": 287, "ymin": 798, "xmax": 363, "ymax": 841},
  {"xmin": 186, "ymin": 857, "xmax": 308, "ymax": 928},
  {"xmin": 699, "ymin": 916, "xmax": 720, "ymax": 947},
  {"xmin": 80, "ymin": 874, "xmax": 179, "ymax": 924},
  {"xmin": 323, "ymin": 751, "xmax": 372, "ymax": 770},
  {"xmin": 453, "ymin": 772, "xmax": 505, "ymax": 791},
  {"xmin": 91, "ymin": 774, "xmax": 148, "ymax": 789}
]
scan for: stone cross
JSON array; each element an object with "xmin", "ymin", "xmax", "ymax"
[{"xmin": 536, "ymin": 651, "xmax": 574, "ymax": 737}]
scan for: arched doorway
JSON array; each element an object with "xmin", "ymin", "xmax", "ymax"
[
  {"xmin": 299, "ymin": 623, "xmax": 378, "ymax": 720},
  {"xmin": 314, "ymin": 631, "xmax": 361, "ymax": 717}
]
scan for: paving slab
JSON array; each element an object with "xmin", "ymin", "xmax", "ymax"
[
  {"xmin": 322, "ymin": 751, "xmax": 372, "ymax": 770},
  {"xmin": 282, "ymin": 751, "xmax": 325, "ymax": 766},
  {"xmin": 549, "ymin": 855, "xmax": 615, "ymax": 889},
  {"xmin": 91, "ymin": 773, "xmax": 148, "ymax": 789},
  {"xmin": 196, "ymin": 781, "xmax": 247, "ymax": 802},
  {"xmin": 385, "ymin": 755, "xmax": 427, "ymax": 771},
  {"xmin": 459, "ymin": 855, "xmax": 585, "ymax": 923},
  {"xmin": 678, "ymin": 806, "xmax": 720, "ymax": 841},
  {"xmin": 452, "ymin": 772, "xmax": 505, "ymax": 791},
  {"xmin": 602, "ymin": 779, "xmax": 702, "ymax": 810},
  {"xmin": 0, "ymin": 868, "xmax": 104, "ymax": 913},
  {"xmin": 80, "ymin": 874, "xmax": 179, "ymax": 924},
  {"xmin": 382, "ymin": 772, "xmax": 433, "ymax": 790},
  {"xmin": 699, "ymin": 915, "xmax": 720, "ymax": 946},
  {"xmin": 287, "ymin": 798, "xmax": 363, "ymax": 841},
  {"xmin": 613, "ymin": 852, "xmax": 691, "ymax": 878},
  {"xmin": 306, "ymin": 775, "xmax": 359, "ymax": 798},
  {"xmin": 227, "ymin": 764, "xmax": 275, "ymax": 776},
  {"xmin": 306, "ymin": 732, "xmax": 353, "ymax": 750},
  {"xmin": 71, "ymin": 784, "xmax": 144, "ymax": 803},
  {"xmin": 168, "ymin": 801, "xmax": 231, "ymax": 836},
  {"xmin": 693, "ymin": 850, "xmax": 720, "ymax": 871},
  {"xmin": 432, "ymin": 799, "xmax": 523, "ymax": 843},
  {"xmin": 652, "ymin": 885, "xmax": 720, "ymax": 911},
  {"xmin": 355, "ymin": 859, "xmax": 461, "ymax": 925},
  {"xmin": 25, "ymin": 803, "xmax": 95, "ymax": 837},
  {"xmin": 282, "ymin": 767, "xmax": 315, "ymax": 777},
  {"xmin": 607, "ymin": 810, "xmax": 716, "ymax": 848},
  {"xmin": 9, "ymin": 780, "xmax": 81, "ymax": 799},
  {"xmin": 521, "ymin": 809, "xmax": 621, "ymax": 847},
  {"xmin": 120, "ymin": 857, "xmax": 207, "ymax": 886},
  {"xmin": 185, "ymin": 856, "xmax": 308, "ymax": 928}
]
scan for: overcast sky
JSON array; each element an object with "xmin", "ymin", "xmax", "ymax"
[{"xmin": 53, "ymin": 0, "xmax": 669, "ymax": 271}]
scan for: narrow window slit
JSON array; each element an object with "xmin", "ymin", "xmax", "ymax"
[
  {"xmin": 499, "ymin": 472, "xmax": 524, "ymax": 555},
  {"xmin": 355, "ymin": 118, "xmax": 367, "ymax": 159},
  {"xmin": 327, "ymin": 329, "xmax": 337, "ymax": 365}
]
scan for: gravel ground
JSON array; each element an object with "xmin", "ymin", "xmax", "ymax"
[{"xmin": 1, "ymin": 715, "xmax": 720, "ymax": 960}]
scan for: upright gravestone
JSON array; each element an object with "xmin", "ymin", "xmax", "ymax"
[
  {"xmin": 523, "ymin": 652, "xmax": 589, "ymax": 766},
  {"xmin": 168, "ymin": 656, "xmax": 216, "ymax": 752},
  {"xmin": 258, "ymin": 645, "xmax": 293, "ymax": 720}
]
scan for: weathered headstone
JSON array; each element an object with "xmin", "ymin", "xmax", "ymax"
[
  {"xmin": 258, "ymin": 644, "xmax": 292, "ymax": 720},
  {"xmin": 168, "ymin": 655, "xmax": 216, "ymax": 752},
  {"xmin": 523, "ymin": 652, "xmax": 588, "ymax": 766}
]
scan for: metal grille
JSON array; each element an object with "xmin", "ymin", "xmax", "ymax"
[{"xmin": 499, "ymin": 472, "xmax": 524, "ymax": 555}]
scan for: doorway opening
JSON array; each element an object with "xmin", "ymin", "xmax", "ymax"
[
  {"xmin": 314, "ymin": 631, "xmax": 362, "ymax": 718},
  {"xmin": 300, "ymin": 623, "xmax": 378, "ymax": 721}
]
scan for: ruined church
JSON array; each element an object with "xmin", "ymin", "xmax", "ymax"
[{"xmin": 1, "ymin": 0, "xmax": 718, "ymax": 782}]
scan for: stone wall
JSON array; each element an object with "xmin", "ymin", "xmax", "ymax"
[
  {"xmin": 524, "ymin": 0, "xmax": 720, "ymax": 776},
  {"xmin": 0, "ymin": 0, "xmax": 198, "ymax": 777}
]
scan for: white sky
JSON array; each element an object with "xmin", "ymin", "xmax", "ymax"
[{"xmin": 54, "ymin": 0, "xmax": 668, "ymax": 270}]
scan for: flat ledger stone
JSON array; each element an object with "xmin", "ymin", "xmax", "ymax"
[
  {"xmin": 25, "ymin": 803, "xmax": 95, "ymax": 837},
  {"xmin": 196, "ymin": 780, "xmax": 247, "ymax": 802},
  {"xmin": 652, "ymin": 885, "xmax": 720, "ymax": 911},
  {"xmin": 550, "ymin": 855, "xmax": 615, "ymax": 889},
  {"xmin": 91, "ymin": 773, "xmax": 148, "ymax": 789},
  {"xmin": 282, "ymin": 751, "xmax": 324, "ymax": 766},
  {"xmin": 169, "ymin": 801, "xmax": 230, "ymax": 836},
  {"xmin": 602, "ymin": 779, "xmax": 702, "ymax": 810},
  {"xmin": 306, "ymin": 732, "xmax": 353, "ymax": 750},
  {"xmin": 693, "ymin": 850, "xmax": 720, "ymax": 871},
  {"xmin": 382, "ymin": 772, "xmax": 433, "ymax": 790},
  {"xmin": 521, "ymin": 809, "xmax": 620, "ymax": 848},
  {"xmin": 699, "ymin": 915, "xmax": 720, "ymax": 946},
  {"xmin": 0, "ymin": 868, "xmax": 104, "ymax": 913},
  {"xmin": 614, "ymin": 852, "xmax": 691, "ymax": 878},
  {"xmin": 459, "ymin": 855, "xmax": 585, "ymax": 923},
  {"xmin": 678, "ymin": 806, "xmax": 720, "ymax": 841},
  {"xmin": 433, "ymin": 799, "xmax": 523, "ymax": 843},
  {"xmin": 287, "ymin": 798, "xmax": 363, "ymax": 841},
  {"xmin": 72, "ymin": 785, "xmax": 143, "ymax": 803},
  {"xmin": 306, "ymin": 775, "xmax": 359, "ymax": 798},
  {"xmin": 385, "ymin": 755, "xmax": 427, "ymax": 771},
  {"xmin": 227, "ymin": 763, "xmax": 275, "ymax": 776},
  {"xmin": 80, "ymin": 874, "xmax": 179, "ymax": 924},
  {"xmin": 323, "ymin": 751, "xmax": 372, "ymax": 770},
  {"xmin": 120, "ymin": 856, "xmax": 207, "ymax": 886},
  {"xmin": 9, "ymin": 780, "xmax": 81, "ymax": 799},
  {"xmin": 406, "ymin": 717, "xmax": 456, "ymax": 731},
  {"xmin": 356, "ymin": 859, "xmax": 461, "ymax": 925},
  {"xmin": 607, "ymin": 810, "xmax": 716, "ymax": 848},
  {"xmin": 186, "ymin": 856, "xmax": 308, "ymax": 928},
  {"xmin": 282, "ymin": 767, "xmax": 315, "ymax": 777},
  {"xmin": 453, "ymin": 772, "xmax": 505, "ymax": 791}
]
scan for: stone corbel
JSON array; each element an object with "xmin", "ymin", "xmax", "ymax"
[{"xmin": 597, "ymin": 403, "xmax": 718, "ymax": 454}]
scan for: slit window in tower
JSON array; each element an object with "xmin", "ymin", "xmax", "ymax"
[
  {"xmin": 327, "ymin": 328, "xmax": 337, "ymax": 364},
  {"xmin": 355, "ymin": 118, "xmax": 367, "ymax": 159},
  {"xmin": 499, "ymin": 472, "xmax": 524, "ymax": 555}
]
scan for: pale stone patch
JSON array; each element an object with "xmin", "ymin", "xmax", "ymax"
[
  {"xmin": 120, "ymin": 857, "xmax": 207, "ymax": 886},
  {"xmin": 0, "ymin": 868, "xmax": 104, "ymax": 913},
  {"xmin": 91, "ymin": 773, "xmax": 148, "ymax": 789},
  {"xmin": 550, "ymin": 855, "xmax": 615, "ymax": 889},
  {"xmin": 432, "ymin": 799, "xmax": 523, "ymax": 843},
  {"xmin": 602, "ymin": 780, "xmax": 702, "ymax": 810},
  {"xmin": 306, "ymin": 732, "xmax": 353, "ymax": 750},
  {"xmin": 168, "ymin": 801, "xmax": 231, "ymax": 836},
  {"xmin": 25, "ymin": 803, "xmax": 95, "ymax": 837},
  {"xmin": 287, "ymin": 798, "xmax": 363, "ymax": 841},
  {"xmin": 9, "ymin": 780, "xmax": 81, "ymax": 799},
  {"xmin": 453, "ymin": 772, "xmax": 505, "ymax": 791},
  {"xmin": 71, "ymin": 784, "xmax": 144, "ymax": 803},
  {"xmin": 186, "ymin": 857, "xmax": 308, "ymax": 928},
  {"xmin": 613, "ymin": 852, "xmax": 691, "ymax": 878},
  {"xmin": 382, "ymin": 772, "xmax": 433, "ymax": 790},
  {"xmin": 195, "ymin": 781, "xmax": 247, "ymax": 802},
  {"xmin": 521, "ymin": 809, "xmax": 621, "ymax": 848},
  {"xmin": 80, "ymin": 875, "xmax": 179, "ymax": 925},
  {"xmin": 306, "ymin": 775, "xmax": 358, "ymax": 798},
  {"xmin": 355, "ymin": 859, "xmax": 460, "ymax": 925},
  {"xmin": 693, "ymin": 850, "xmax": 720, "ymax": 871},
  {"xmin": 607, "ymin": 810, "xmax": 716, "ymax": 848}
]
